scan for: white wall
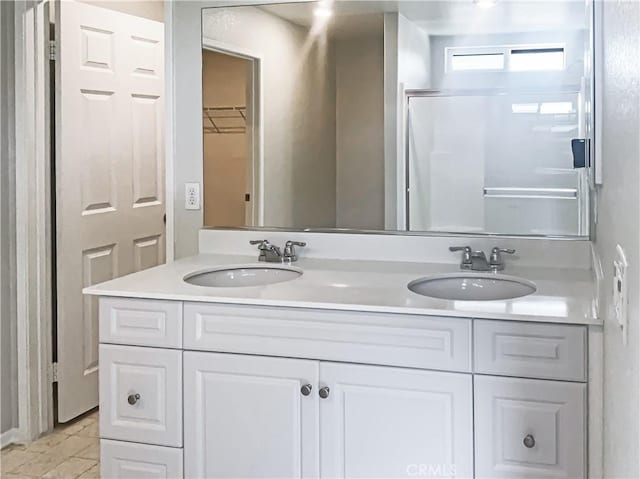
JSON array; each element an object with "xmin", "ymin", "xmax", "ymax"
[
  {"xmin": 77, "ymin": 0, "xmax": 164, "ymax": 22},
  {"xmin": 0, "ymin": 0, "xmax": 18, "ymax": 435},
  {"xmin": 202, "ymin": 7, "xmax": 337, "ymax": 227},
  {"xmin": 383, "ymin": 14, "xmax": 431, "ymax": 230},
  {"xmin": 595, "ymin": 1, "xmax": 640, "ymax": 477},
  {"xmin": 335, "ymin": 34, "xmax": 384, "ymax": 230},
  {"xmin": 397, "ymin": 15, "xmax": 431, "ymax": 90}
]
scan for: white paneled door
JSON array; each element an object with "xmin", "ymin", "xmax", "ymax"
[{"xmin": 56, "ymin": 1, "xmax": 164, "ymax": 422}]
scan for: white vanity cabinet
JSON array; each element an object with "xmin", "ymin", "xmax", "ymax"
[
  {"xmin": 183, "ymin": 353, "xmax": 473, "ymax": 479},
  {"xmin": 97, "ymin": 297, "xmax": 588, "ymax": 479}
]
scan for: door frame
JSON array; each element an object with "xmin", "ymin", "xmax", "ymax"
[
  {"xmin": 201, "ymin": 37, "xmax": 264, "ymax": 228},
  {"xmin": 13, "ymin": 0, "xmax": 54, "ymax": 442}
]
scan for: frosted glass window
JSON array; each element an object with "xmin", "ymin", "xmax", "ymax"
[
  {"xmin": 510, "ymin": 48, "xmax": 565, "ymax": 71},
  {"xmin": 451, "ymin": 53, "xmax": 505, "ymax": 71}
]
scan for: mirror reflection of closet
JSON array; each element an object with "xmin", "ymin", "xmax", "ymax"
[
  {"xmin": 202, "ymin": 49, "xmax": 254, "ymax": 228},
  {"xmin": 201, "ymin": 0, "xmax": 594, "ymax": 238}
]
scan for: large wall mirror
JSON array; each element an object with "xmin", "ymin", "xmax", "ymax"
[{"xmin": 201, "ymin": 0, "xmax": 595, "ymax": 238}]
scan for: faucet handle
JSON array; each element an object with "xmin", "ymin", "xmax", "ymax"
[
  {"xmin": 450, "ymin": 246, "xmax": 473, "ymax": 269},
  {"xmin": 283, "ymin": 240, "xmax": 306, "ymax": 263},
  {"xmin": 250, "ymin": 239, "xmax": 270, "ymax": 248},
  {"xmin": 449, "ymin": 246, "xmax": 472, "ymax": 253},
  {"xmin": 490, "ymin": 247, "xmax": 515, "ymax": 270},
  {"xmin": 492, "ymin": 247, "xmax": 516, "ymax": 255}
]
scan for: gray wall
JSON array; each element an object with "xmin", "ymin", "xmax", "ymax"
[
  {"xmin": 595, "ymin": 1, "xmax": 640, "ymax": 477},
  {"xmin": 1, "ymin": 0, "xmax": 18, "ymax": 435},
  {"xmin": 335, "ymin": 34, "xmax": 385, "ymax": 230}
]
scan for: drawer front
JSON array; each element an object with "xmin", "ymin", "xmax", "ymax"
[
  {"xmin": 474, "ymin": 320, "xmax": 586, "ymax": 381},
  {"xmin": 101, "ymin": 439, "xmax": 183, "ymax": 478},
  {"xmin": 99, "ymin": 298, "xmax": 182, "ymax": 348},
  {"xmin": 99, "ymin": 345, "xmax": 182, "ymax": 447},
  {"xmin": 474, "ymin": 376, "xmax": 586, "ymax": 479},
  {"xmin": 184, "ymin": 303, "xmax": 471, "ymax": 372}
]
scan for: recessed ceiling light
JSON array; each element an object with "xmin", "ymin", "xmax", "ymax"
[
  {"xmin": 314, "ymin": 6, "xmax": 333, "ymax": 18},
  {"xmin": 474, "ymin": 0, "xmax": 497, "ymax": 8}
]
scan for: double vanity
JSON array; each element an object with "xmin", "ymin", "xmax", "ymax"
[{"xmin": 85, "ymin": 231, "xmax": 601, "ymax": 479}]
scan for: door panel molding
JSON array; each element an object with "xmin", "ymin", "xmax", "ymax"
[{"xmin": 56, "ymin": 1, "xmax": 165, "ymax": 422}]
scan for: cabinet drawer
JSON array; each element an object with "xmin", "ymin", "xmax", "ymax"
[
  {"xmin": 99, "ymin": 345, "xmax": 182, "ymax": 447},
  {"xmin": 474, "ymin": 320, "xmax": 586, "ymax": 381},
  {"xmin": 184, "ymin": 303, "xmax": 472, "ymax": 372},
  {"xmin": 99, "ymin": 298, "xmax": 182, "ymax": 348},
  {"xmin": 100, "ymin": 439, "xmax": 183, "ymax": 478},
  {"xmin": 474, "ymin": 376, "xmax": 585, "ymax": 479}
]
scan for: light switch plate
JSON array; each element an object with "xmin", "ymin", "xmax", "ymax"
[
  {"xmin": 185, "ymin": 182, "xmax": 201, "ymax": 210},
  {"xmin": 612, "ymin": 244, "xmax": 628, "ymax": 346}
]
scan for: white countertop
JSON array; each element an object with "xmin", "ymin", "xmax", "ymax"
[{"xmin": 84, "ymin": 254, "xmax": 601, "ymax": 325}]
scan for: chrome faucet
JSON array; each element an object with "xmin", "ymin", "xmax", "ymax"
[
  {"xmin": 283, "ymin": 240, "xmax": 306, "ymax": 264},
  {"xmin": 489, "ymin": 247, "xmax": 516, "ymax": 271},
  {"xmin": 250, "ymin": 239, "xmax": 306, "ymax": 263},
  {"xmin": 449, "ymin": 246, "xmax": 473, "ymax": 269},
  {"xmin": 250, "ymin": 240, "xmax": 283, "ymax": 263},
  {"xmin": 450, "ymin": 246, "xmax": 516, "ymax": 272}
]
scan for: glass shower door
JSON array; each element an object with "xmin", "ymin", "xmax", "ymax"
[{"xmin": 406, "ymin": 91, "xmax": 588, "ymax": 236}]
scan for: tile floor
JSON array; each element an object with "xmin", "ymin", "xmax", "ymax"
[{"xmin": 0, "ymin": 410, "xmax": 99, "ymax": 479}]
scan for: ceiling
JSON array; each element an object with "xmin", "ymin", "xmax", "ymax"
[{"xmin": 259, "ymin": 0, "xmax": 588, "ymax": 36}]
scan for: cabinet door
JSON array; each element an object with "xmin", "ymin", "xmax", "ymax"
[
  {"xmin": 474, "ymin": 376, "xmax": 586, "ymax": 479},
  {"xmin": 183, "ymin": 352, "xmax": 320, "ymax": 479},
  {"xmin": 319, "ymin": 362, "xmax": 473, "ymax": 479},
  {"xmin": 100, "ymin": 439, "xmax": 183, "ymax": 478}
]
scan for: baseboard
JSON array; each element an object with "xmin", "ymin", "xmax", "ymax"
[{"xmin": 0, "ymin": 428, "xmax": 21, "ymax": 448}]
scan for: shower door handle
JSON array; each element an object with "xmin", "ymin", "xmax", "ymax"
[{"xmin": 571, "ymin": 138, "xmax": 589, "ymax": 168}]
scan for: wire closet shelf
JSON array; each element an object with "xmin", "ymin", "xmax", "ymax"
[{"xmin": 203, "ymin": 106, "xmax": 247, "ymax": 134}]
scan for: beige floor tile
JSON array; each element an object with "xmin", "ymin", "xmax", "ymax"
[
  {"xmin": 10, "ymin": 452, "xmax": 66, "ymax": 478},
  {"xmin": 76, "ymin": 463, "xmax": 100, "ymax": 479},
  {"xmin": 73, "ymin": 440, "xmax": 99, "ymax": 461},
  {"xmin": 0, "ymin": 450, "xmax": 44, "ymax": 475},
  {"xmin": 53, "ymin": 423, "xmax": 84, "ymax": 437},
  {"xmin": 74, "ymin": 423, "xmax": 98, "ymax": 439},
  {"xmin": 1, "ymin": 444, "xmax": 28, "ymax": 455},
  {"xmin": 2, "ymin": 409, "xmax": 102, "ymax": 479},
  {"xmin": 55, "ymin": 413, "xmax": 98, "ymax": 437},
  {"xmin": 41, "ymin": 458, "xmax": 96, "ymax": 479},
  {"xmin": 25, "ymin": 433, "xmax": 69, "ymax": 454},
  {"xmin": 2, "ymin": 473, "xmax": 40, "ymax": 479},
  {"xmin": 48, "ymin": 436, "xmax": 90, "ymax": 459}
]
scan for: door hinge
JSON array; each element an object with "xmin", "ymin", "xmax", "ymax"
[
  {"xmin": 51, "ymin": 362, "xmax": 59, "ymax": 383},
  {"xmin": 49, "ymin": 40, "xmax": 56, "ymax": 61}
]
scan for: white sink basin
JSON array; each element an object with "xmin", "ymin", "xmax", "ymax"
[
  {"xmin": 408, "ymin": 273, "xmax": 536, "ymax": 301},
  {"xmin": 184, "ymin": 265, "xmax": 302, "ymax": 287}
]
